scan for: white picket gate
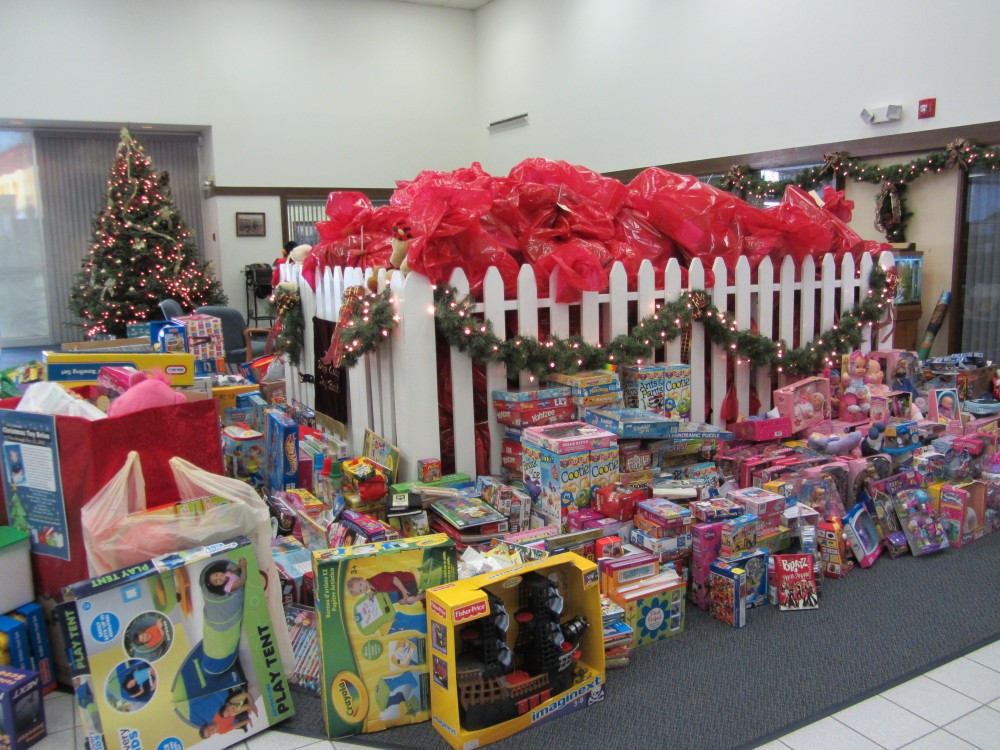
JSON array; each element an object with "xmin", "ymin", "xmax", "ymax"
[{"xmin": 281, "ymin": 251, "xmax": 895, "ymax": 481}]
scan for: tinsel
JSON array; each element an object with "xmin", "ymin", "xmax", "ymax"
[
  {"xmin": 332, "ymin": 264, "xmax": 892, "ymax": 379},
  {"xmin": 719, "ymin": 139, "xmax": 1000, "ymax": 242}
]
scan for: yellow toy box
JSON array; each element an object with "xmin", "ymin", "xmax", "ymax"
[
  {"xmin": 43, "ymin": 350, "xmax": 195, "ymax": 386},
  {"xmin": 312, "ymin": 534, "xmax": 458, "ymax": 739},
  {"xmin": 427, "ymin": 552, "xmax": 606, "ymax": 750}
]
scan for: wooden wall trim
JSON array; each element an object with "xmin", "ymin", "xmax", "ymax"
[{"xmin": 205, "ymin": 185, "xmax": 394, "ymax": 200}]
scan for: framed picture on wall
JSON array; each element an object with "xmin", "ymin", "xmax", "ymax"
[{"xmin": 236, "ymin": 212, "xmax": 266, "ymax": 237}]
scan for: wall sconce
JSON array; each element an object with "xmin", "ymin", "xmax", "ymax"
[{"xmin": 860, "ymin": 105, "xmax": 902, "ymax": 124}]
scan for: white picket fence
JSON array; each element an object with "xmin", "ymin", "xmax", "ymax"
[{"xmin": 281, "ymin": 251, "xmax": 896, "ymax": 481}]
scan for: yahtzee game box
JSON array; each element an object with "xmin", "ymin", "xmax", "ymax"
[
  {"xmin": 59, "ymin": 536, "xmax": 294, "ymax": 750},
  {"xmin": 312, "ymin": 534, "xmax": 458, "ymax": 738}
]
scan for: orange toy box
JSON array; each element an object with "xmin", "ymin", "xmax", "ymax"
[{"xmin": 428, "ymin": 552, "xmax": 606, "ymax": 750}]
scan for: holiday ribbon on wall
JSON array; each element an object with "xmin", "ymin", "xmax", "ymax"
[
  {"xmin": 328, "ymin": 263, "xmax": 892, "ymax": 378},
  {"xmin": 720, "ymin": 139, "xmax": 1000, "ymax": 242}
]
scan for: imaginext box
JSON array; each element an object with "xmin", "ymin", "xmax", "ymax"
[
  {"xmin": 427, "ymin": 552, "xmax": 606, "ymax": 750},
  {"xmin": 313, "ymin": 534, "xmax": 457, "ymax": 738},
  {"xmin": 0, "ymin": 666, "xmax": 45, "ymax": 750},
  {"xmin": 58, "ymin": 536, "xmax": 295, "ymax": 750}
]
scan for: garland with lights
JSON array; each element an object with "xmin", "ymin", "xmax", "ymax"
[
  {"xmin": 720, "ymin": 138, "xmax": 996, "ymax": 242},
  {"xmin": 268, "ymin": 287, "xmax": 305, "ymax": 366},
  {"xmin": 330, "ymin": 264, "xmax": 895, "ymax": 379}
]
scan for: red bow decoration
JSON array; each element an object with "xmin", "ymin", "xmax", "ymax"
[{"xmin": 820, "ymin": 186, "xmax": 854, "ymax": 223}]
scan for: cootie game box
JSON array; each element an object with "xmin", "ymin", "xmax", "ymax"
[
  {"xmin": 312, "ymin": 534, "xmax": 458, "ymax": 738},
  {"xmin": 58, "ymin": 537, "xmax": 294, "ymax": 750}
]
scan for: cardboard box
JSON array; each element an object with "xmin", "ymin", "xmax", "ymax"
[
  {"xmin": 0, "ymin": 616, "xmax": 31, "ymax": 670},
  {"xmin": 312, "ymin": 535, "xmax": 458, "ymax": 738},
  {"xmin": 43, "ymin": 350, "xmax": 196, "ymax": 386},
  {"xmin": 609, "ymin": 570, "xmax": 685, "ymax": 645},
  {"xmin": 0, "ymin": 666, "xmax": 45, "ymax": 750},
  {"xmin": 428, "ymin": 553, "xmax": 605, "ymax": 750},
  {"xmin": 0, "ymin": 527, "xmax": 32, "ymax": 615},
  {"xmin": 267, "ymin": 409, "xmax": 299, "ymax": 493},
  {"xmin": 774, "ymin": 376, "xmax": 832, "ymax": 434},
  {"xmin": 583, "ymin": 406, "xmax": 678, "ymax": 439},
  {"xmin": 661, "ymin": 365, "xmax": 692, "ymax": 420},
  {"xmin": 939, "ymin": 481, "xmax": 987, "ymax": 547},
  {"xmin": 58, "ymin": 536, "xmax": 295, "ymax": 750},
  {"xmin": 4, "ymin": 604, "xmax": 55, "ymax": 695}
]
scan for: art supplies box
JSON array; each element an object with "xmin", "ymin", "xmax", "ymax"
[
  {"xmin": 312, "ymin": 534, "xmax": 457, "ymax": 738},
  {"xmin": 58, "ymin": 536, "xmax": 294, "ymax": 750}
]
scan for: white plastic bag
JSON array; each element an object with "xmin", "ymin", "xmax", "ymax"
[
  {"xmin": 81, "ymin": 451, "xmax": 293, "ymax": 671},
  {"xmin": 17, "ymin": 381, "xmax": 107, "ymax": 420}
]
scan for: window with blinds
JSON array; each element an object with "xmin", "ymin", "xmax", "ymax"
[
  {"xmin": 285, "ymin": 199, "xmax": 327, "ymax": 247},
  {"xmin": 960, "ymin": 168, "xmax": 1000, "ymax": 359}
]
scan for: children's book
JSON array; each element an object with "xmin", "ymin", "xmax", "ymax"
[
  {"xmin": 59, "ymin": 536, "xmax": 294, "ymax": 750},
  {"xmin": 772, "ymin": 553, "xmax": 819, "ymax": 611}
]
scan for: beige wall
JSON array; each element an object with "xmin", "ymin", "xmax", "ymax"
[{"xmin": 845, "ymin": 158, "xmax": 961, "ymax": 357}]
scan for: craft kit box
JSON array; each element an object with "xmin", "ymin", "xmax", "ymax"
[
  {"xmin": 427, "ymin": 552, "xmax": 606, "ymax": 750},
  {"xmin": 43, "ymin": 350, "xmax": 196, "ymax": 386},
  {"xmin": 620, "ymin": 364, "xmax": 667, "ymax": 413},
  {"xmin": 0, "ymin": 666, "xmax": 45, "ymax": 750},
  {"xmin": 58, "ymin": 537, "xmax": 294, "ymax": 750},
  {"xmin": 312, "ymin": 534, "xmax": 457, "ymax": 738}
]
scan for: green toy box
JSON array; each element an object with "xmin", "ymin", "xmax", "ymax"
[
  {"xmin": 58, "ymin": 536, "xmax": 294, "ymax": 750},
  {"xmin": 312, "ymin": 534, "xmax": 458, "ymax": 738}
]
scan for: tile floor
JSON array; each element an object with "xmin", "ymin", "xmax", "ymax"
[{"xmin": 35, "ymin": 639, "xmax": 1000, "ymax": 750}]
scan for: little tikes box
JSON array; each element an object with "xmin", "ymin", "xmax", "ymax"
[
  {"xmin": 0, "ymin": 666, "xmax": 45, "ymax": 750},
  {"xmin": 428, "ymin": 552, "xmax": 606, "ymax": 750},
  {"xmin": 312, "ymin": 534, "xmax": 458, "ymax": 739}
]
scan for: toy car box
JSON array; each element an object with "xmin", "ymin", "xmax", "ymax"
[
  {"xmin": 427, "ymin": 552, "xmax": 605, "ymax": 750},
  {"xmin": 0, "ymin": 666, "xmax": 45, "ymax": 750},
  {"xmin": 312, "ymin": 534, "xmax": 457, "ymax": 738},
  {"xmin": 58, "ymin": 536, "xmax": 294, "ymax": 750}
]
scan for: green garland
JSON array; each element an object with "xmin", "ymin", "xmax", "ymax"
[
  {"xmin": 269, "ymin": 289, "xmax": 305, "ymax": 366},
  {"xmin": 336, "ymin": 265, "xmax": 892, "ymax": 379},
  {"xmin": 720, "ymin": 139, "xmax": 998, "ymax": 242}
]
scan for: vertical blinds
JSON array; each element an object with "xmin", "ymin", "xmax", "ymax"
[
  {"xmin": 35, "ymin": 131, "xmax": 203, "ymax": 343},
  {"xmin": 286, "ymin": 199, "xmax": 327, "ymax": 247},
  {"xmin": 960, "ymin": 169, "xmax": 1000, "ymax": 359}
]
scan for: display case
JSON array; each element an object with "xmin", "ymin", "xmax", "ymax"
[{"xmin": 892, "ymin": 246, "xmax": 923, "ymax": 305}]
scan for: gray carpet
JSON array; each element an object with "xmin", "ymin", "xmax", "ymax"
[{"xmin": 283, "ymin": 532, "xmax": 1000, "ymax": 749}]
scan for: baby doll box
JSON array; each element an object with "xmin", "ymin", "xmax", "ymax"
[
  {"xmin": 774, "ymin": 377, "xmax": 831, "ymax": 434},
  {"xmin": 733, "ymin": 416, "xmax": 793, "ymax": 442},
  {"xmin": 0, "ymin": 527, "xmax": 32, "ymax": 614},
  {"xmin": 312, "ymin": 534, "xmax": 458, "ymax": 739},
  {"xmin": 427, "ymin": 552, "xmax": 605, "ymax": 750}
]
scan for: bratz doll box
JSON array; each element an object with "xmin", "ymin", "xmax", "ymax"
[
  {"xmin": 58, "ymin": 536, "xmax": 294, "ymax": 750},
  {"xmin": 312, "ymin": 534, "xmax": 457, "ymax": 738},
  {"xmin": 773, "ymin": 377, "xmax": 831, "ymax": 434}
]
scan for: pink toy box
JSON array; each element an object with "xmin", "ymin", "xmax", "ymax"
[
  {"xmin": 733, "ymin": 416, "xmax": 793, "ymax": 442},
  {"xmin": 939, "ymin": 481, "xmax": 987, "ymax": 547},
  {"xmin": 689, "ymin": 522, "xmax": 724, "ymax": 610},
  {"xmin": 521, "ymin": 421, "xmax": 618, "ymax": 454},
  {"xmin": 774, "ymin": 376, "xmax": 832, "ymax": 434}
]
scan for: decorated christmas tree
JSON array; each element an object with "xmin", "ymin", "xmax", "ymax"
[{"xmin": 70, "ymin": 128, "xmax": 226, "ymax": 338}]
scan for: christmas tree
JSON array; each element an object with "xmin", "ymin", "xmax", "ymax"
[{"xmin": 70, "ymin": 128, "xmax": 227, "ymax": 338}]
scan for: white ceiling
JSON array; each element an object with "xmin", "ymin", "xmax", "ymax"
[{"xmin": 390, "ymin": 0, "xmax": 492, "ymax": 10}]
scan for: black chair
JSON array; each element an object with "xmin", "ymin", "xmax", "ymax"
[
  {"xmin": 195, "ymin": 306, "xmax": 270, "ymax": 366},
  {"xmin": 159, "ymin": 299, "xmax": 184, "ymax": 320}
]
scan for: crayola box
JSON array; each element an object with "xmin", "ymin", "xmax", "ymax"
[
  {"xmin": 57, "ymin": 536, "xmax": 294, "ymax": 750},
  {"xmin": 427, "ymin": 552, "xmax": 605, "ymax": 750},
  {"xmin": 312, "ymin": 534, "xmax": 457, "ymax": 738}
]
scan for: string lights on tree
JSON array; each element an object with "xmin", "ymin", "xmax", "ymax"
[{"xmin": 69, "ymin": 128, "xmax": 226, "ymax": 338}]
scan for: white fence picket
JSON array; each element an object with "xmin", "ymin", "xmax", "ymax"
[
  {"xmin": 688, "ymin": 260, "xmax": 706, "ymax": 423},
  {"xmin": 482, "ymin": 267, "xmax": 509, "ymax": 476},
  {"xmin": 755, "ymin": 257, "xmax": 775, "ymax": 413},
  {"xmin": 517, "ymin": 265, "xmax": 540, "ymax": 389},
  {"xmin": 710, "ymin": 258, "xmax": 729, "ymax": 427},
  {"xmin": 859, "ymin": 253, "xmax": 875, "ymax": 353},
  {"xmin": 873, "ymin": 251, "xmax": 897, "ymax": 352},
  {"xmin": 549, "ymin": 268, "xmax": 570, "ymax": 338},
  {"xmin": 607, "ymin": 263, "xmax": 629, "ymax": 342},
  {"xmin": 799, "ymin": 255, "xmax": 817, "ymax": 350},
  {"xmin": 663, "ymin": 259, "xmax": 683, "ymax": 364},
  {"xmin": 734, "ymin": 257, "xmax": 751, "ymax": 419},
  {"xmin": 448, "ymin": 268, "xmax": 477, "ymax": 477}
]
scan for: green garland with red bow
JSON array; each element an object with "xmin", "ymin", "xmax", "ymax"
[
  {"xmin": 331, "ymin": 264, "xmax": 895, "ymax": 378},
  {"xmin": 721, "ymin": 139, "xmax": 998, "ymax": 242}
]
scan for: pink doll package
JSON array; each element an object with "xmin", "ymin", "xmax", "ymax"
[{"xmin": 774, "ymin": 376, "xmax": 832, "ymax": 434}]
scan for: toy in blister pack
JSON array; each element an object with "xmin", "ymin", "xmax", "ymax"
[
  {"xmin": 938, "ymin": 481, "xmax": 987, "ymax": 547},
  {"xmin": 838, "ymin": 352, "xmax": 876, "ymax": 422},
  {"xmin": 841, "ymin": 502, "xmax": 883, "ymax": 567},
  {"xmin": 892, "ymin": 488, "xmax": 949, "ymax": 555}
]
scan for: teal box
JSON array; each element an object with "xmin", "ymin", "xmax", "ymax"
[
  {"xmin": 6, "ymin": 604, "xmax": 54, "ymax": 694},
  {"xmin": 0, "ymin": 616, "xmax": 31, "ymax": 671},
  {"xmin": 267, "ymin": 409, "xmax": 299, "ymax": 493}
]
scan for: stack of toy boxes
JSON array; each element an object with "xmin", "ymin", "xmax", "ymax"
[
  {"xmin": 313, "ymin": 534, "xmax": 457, "ymax": 739},
  {"xmin": 427, "ymin": 552, "xmax": 605, "ymax": 750},
  {"xmin": 0, "ymin": 666, "xmax": 45, "ymax": 750},
  {"xmin": 476, "ymin": 476, "xmax": 532, "ymax": 533},
  {"xmin": 939, "ymin": 481, "xmax": 987, "ymax": 547},
  {"xmin": 630, "ymin": 497, "xmax": 692, "ymax": 563},
  {"xmin": 729, "ymin": 488, "xmax": 785, "ymax": 536},
  {"xmin": 521, "ymin": 421, "xmax": 619, "ymax": 531},
  {"xmin": 492, "ymin": 387, "xmax": 575, "ymax": 430},
  {"xmin": 618, "ymin": 440, "xmax": 654, "ymax": 492},
  {"xmin": 549, "ymin": 370, "xmax": 623, "ymax": 417}
]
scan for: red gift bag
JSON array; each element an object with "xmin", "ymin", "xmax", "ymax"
[{"xmin": 0, "ymin": 397, "xmax": 224, "ymax": 600}]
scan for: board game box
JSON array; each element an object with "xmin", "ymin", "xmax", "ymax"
[{"xmin": 59, "ymin": 536, "xmax": 294, "ymax": 750}]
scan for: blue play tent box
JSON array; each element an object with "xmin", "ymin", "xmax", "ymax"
[{"xmin": 58, "ymin": 536, "xmax": 294, "ymax": 750}]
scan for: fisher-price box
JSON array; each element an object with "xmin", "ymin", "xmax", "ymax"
[
  {"xmin": 58, "ymin": 536, "xmax": 294, "ymax": 750},
  {"xmin": 312, "ymin": 534, "xmax": 457, "ymax": 738},
  {"xmin": 427, "ymin": 552, "xmax": 605, "ymax": 750},
  {"xmin": 0, "ymin": 666, "xmax": 45, "ymax": 750},
  {"xmin": 620, "ymin": 364, "xmax": 667, "ymax": 413}
]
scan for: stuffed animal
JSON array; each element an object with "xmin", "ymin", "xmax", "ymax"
[
  {"xmin": 107, "ymin": 378, "xmax": 186, "ymax": 417},
  {"xmin": 861, "ymin": 422, "xmax": 887, "ymax": 456},
  {"xmin": 807, "ymin": 430, "xmax": 863, "ymax": 455}
]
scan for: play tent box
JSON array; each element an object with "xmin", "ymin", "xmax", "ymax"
[
  {"xmin": 57, "ymin": 536, "xmax": 294, "ymax": 750},
  {"xmin": 312, "ymin": 534, "xmax": 458, "ymax": 739},
  {"xmin": 427, "ymin": 552, "xmax": 606, "ymax": 750}
]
